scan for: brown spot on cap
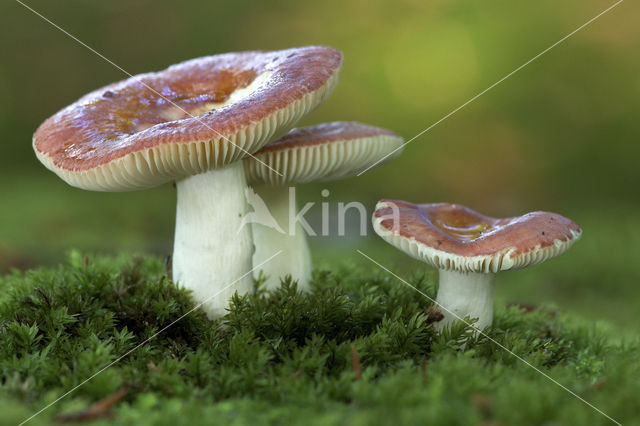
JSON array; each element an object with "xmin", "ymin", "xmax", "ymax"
[
  {"xmin": 244, "ymin": 121, "xmax": 403, "ymax": 185},
  {"xmin": 373, "ymin": 200, "xmax": 581, "ymax": 273},
  {"xmin": 33, "ymin": 46, "xmax": 343, "ymax": 191}
]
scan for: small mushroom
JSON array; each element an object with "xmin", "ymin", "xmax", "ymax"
[
  {"xmin": 33, "ymin": 46, "xmax": 343, "ymax": 317},
  {"xmin": 244, "ymin": 122, "xmax": 404, "ymax": 291},
  {"xmin": 372, "ymin": 200, "xmax": 581, "ymax": 331}
]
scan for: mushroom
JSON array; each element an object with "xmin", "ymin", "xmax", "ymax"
[
  {"xmin": 372, "ymin": 200, "xmax": 581, "ymax": 331},
  {"xmin": 33, "ymin": 46, "xmax": 343, "ymax": 317},
  {"xmin": 244, "ymin": 122, "xmax": 404, "ymax": 291}
]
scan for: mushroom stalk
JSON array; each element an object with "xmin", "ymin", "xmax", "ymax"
[
  {"xmin": 173, "ymin": 162, "xmax": 254, "ymax": 318},
  {"xmin": 434, "ymin": 270, "xmax": 495, "ymax": 332},
  {"xmin": 251, "ymin": 185, "xmax": 312, "ymax": 291}
]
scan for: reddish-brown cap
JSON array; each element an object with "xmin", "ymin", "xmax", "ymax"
[
  {"xmin": 33, "ymin": 46, "xmax": 343, "ymax": 191},
  {"xmin": 373, "ymin": 200, "xmax": 581, "ymax": 273},
  {"xmin": 244, "ymin": 122, "xmax": 403, "ymax": 185}
]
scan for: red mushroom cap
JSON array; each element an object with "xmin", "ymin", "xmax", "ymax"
[
  {"xmin": 373, "ymin": 200, "xmax": 581, "ymax": 273},
  {"xmin": 244, "ymin": 122, "xmax": 403, "ymax": 185},
  {"xmin": 33, "ymin": 46, "xmax": 343, "ymax": 191}
]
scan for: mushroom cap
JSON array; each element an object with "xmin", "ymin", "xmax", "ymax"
[
  {"xmin": 244, "ymin": 121, "xmax": 404, "ymax": 185},
  {"xmin": 373, "ymin": 200, "xmax": 581, "ymax": 273},
  {"xmin": 33, "ymin": 46, "xmax": 343, "ymax": 191}
]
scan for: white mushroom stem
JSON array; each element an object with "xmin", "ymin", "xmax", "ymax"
[
  {"xmin": 173, "ymin": 162, "xmax": 254, "ymax": 318},
  {"xmin": 434, "ymin": 270, "xmax": 495, "ymax": 332},
  {"xmin": 251, "ymin": 185, "xmax": 312, "ymax": 291}
]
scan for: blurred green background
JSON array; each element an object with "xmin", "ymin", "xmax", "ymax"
[{"xmin": 1, "ymin": 1, "xmax": 638, "ymax": 330}]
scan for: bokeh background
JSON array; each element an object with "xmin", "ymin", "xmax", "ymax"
[{"xmin": 1, "ymin": 1, "xmax": 638, "ymax": 330}]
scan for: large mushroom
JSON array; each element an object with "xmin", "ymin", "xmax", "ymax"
[
  {"xmin": 33, "ymin": 46, "xmax": 343, "ymax": 317},
  {"xmin": 244, "ymin": 122, "xmax": 404, "ymax": 291},
  {"xmin": 372, "ymin": 200, "xmax": 581, "ymax": 331}
]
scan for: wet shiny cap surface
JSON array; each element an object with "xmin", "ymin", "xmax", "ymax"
[
  {"xmin": 373, "ymin": 200, "xmax": 582, "ymax": 273},
  {"xmin": 33, "ymin": 46, "xmax": 343, "ymax": 191}
]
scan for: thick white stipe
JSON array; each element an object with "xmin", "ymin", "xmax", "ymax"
[
  {"xmin": 434, "ymin": 270, "xmax": 495, "ymax": 332},
  {"xmin": 251, "ymin": 185, "xmax": 312, "ymax": 291},
  {"xmin": 173, "ymin": 162, "xmax": 254, "ymax": 318}
]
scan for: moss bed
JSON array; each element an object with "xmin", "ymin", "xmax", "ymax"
[{"xmin": 0, "ymin": 252, "xmax": 637, "ymax": 425}]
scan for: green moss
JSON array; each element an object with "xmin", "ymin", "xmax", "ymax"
[{"xmin": 0, "ymin": 252, "xmax": 638, "ymax": 425}]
